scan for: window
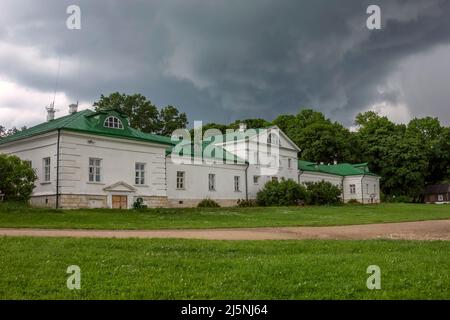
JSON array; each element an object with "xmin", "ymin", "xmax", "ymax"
[
  {"xmin": 366, "ymin": 184, "xmax": 369, "ymax": 194},
  {"xmin": 267, "ymin": 132, "xmax": 278, "ymax": 145},
  {"xmin": 43, "ymin": 157, "xmax": 51, "ymax": 182},
  {"xmin": 438, "ymin": 194, "xmax": 444, "ymax": 202},
  {"xmin": 288, "ymin": 158, "xmax": 292, "ymax": 169},
  {"xmin": 25, "ymin": 160, "xmax": 32, "ymax": 168},
  {"xmin": 253, "ymin": 175, "xmax": 260, "ymax": 184},
  {"xmin": 208, "ymin": 174, "xmax": 216, "ymax": 191},
  {"xmin": 234, "ymin": 176, "xmax": 240, "ymax": 192},
  {"xmin": 176, "ymin": 171, "xmax": 185, "ymax": 189},
  {"xmin": 272, "ymin": 176, "xmax": 278, "ymax": 182},
  {"xmin": 350, "ymin": 184, "xmax": 356, "ymax": 194},
  {"xmin": 89, "ymin": 158, "xmax": 102, "ymax": 182},
  {"xmin": 374, "ymin": 184, "xmax": 376, "ymax": 193},
  {"xmin": 104, "ymin": 116, "xmax": 123, "ymax": 129},
  {"xmin": 135, "ymin": 163, "xmax": 145, "ymax": 185}
]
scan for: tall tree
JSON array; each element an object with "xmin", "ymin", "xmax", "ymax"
[
  {"xmin": 158, "ymin": 105, "xmax": 188, "ymax": 136},
  {"xmin": 93, "ymin": 92, "xmax": 160, "ymax": 133},
  {"xmin": 274, "ymin": 109, "xmax": 356, "ymax": 163}
]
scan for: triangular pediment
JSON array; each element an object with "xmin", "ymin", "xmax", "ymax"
[{"xmin": 103, "ymin": 181, "xmax": 136, "ymax": 192}]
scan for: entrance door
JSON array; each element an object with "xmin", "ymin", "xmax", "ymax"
[{"xmin": 112, "ymin": 195, "xmax": 128, "ymax": 209}]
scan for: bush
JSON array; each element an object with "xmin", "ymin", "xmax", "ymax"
[
  {"xmin": 197, "ymin": 198, "xmax": 220, "ymax": 208},
  {"xmin": 346, "ymin": 199, "xmax": 361, "ymax": 205},
  {"xmin": 236, "ymin": 199, "xmax": 257, "ymax": 207},
  {"xmin": 304, "ymin": 181, "xmax": 342, "ymax": 205},
  {"xmin": 133, "ymin": 197, "xmax": 148, "ymax": 209},
  {"xmin": 257, "ymin": 179, "xmax": 307, "ymax": 206},
  {"xmin": 0, "ymin": 154, "xmax": 37, "ymax": 201}
]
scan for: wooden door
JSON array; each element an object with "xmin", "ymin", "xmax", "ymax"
[{"xmin": 112, "ymin": 195, "xmax": 127, "ymax": 209}]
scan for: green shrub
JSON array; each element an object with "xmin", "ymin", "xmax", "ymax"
[
  {"xmin": 132, "ymin": 197, "xmax": 148, "ymax": 210},
  {"xmin": 304, "ymin": 181, "xmax": 342, "ymax": 205},
  {"xmin": 236, "ymin": 199, "xmax": 257, "ymax": 207},
  {"xmin": 197, "ymin": 198, "xmax": 220, "ymax": 208},
  {"xmin": 346, "ymin": 199, "xmax": 361, "ymax": 205},
  {"xmin": 257, "ymin": 179, "xmax": 307, "ymax": 206},
  {"xmin": 0, "ymin": 154, "xmax": 37, "ymax": 201}
]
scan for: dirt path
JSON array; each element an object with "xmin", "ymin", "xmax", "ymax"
[{"xmin": 0, "ymin": 220, "xmax": 449, "ymax": 241}]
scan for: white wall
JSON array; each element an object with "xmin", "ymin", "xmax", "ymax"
[
  {"xmin": 59, "ymin": 131, "xmax": 168, "ymax": 198},
  {"xmin": 166, "ymin": 156, "xmax": 247, "ymax": 201},
  {"xmin": 343, "ymin": 175, "xmax": 380, "ymax": 203},
  {"xmin": 0, "ymin": 132, "xmax": 58, "ymax": 196},
  {"xmin": 299, "ymin": 172, "xmax": 343, "ymax": 187}
]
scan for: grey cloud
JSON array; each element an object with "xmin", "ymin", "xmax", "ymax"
[{"xmin": 1, "ymin": 0, "xmax": 450, "ymax": 128}]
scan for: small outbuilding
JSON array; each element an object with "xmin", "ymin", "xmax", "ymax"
[{"xmin": 423, "ymin": 184, "xmax": 450, "ymax": 204}]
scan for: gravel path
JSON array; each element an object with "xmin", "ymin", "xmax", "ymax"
[{"xmin": 0, "ymin": 220, "xmax": 449, "ymax": 241}]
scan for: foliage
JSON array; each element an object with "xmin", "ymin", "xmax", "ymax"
[
  {"xmin": 304, "ymin": 181, "xmax": 342, "ymax": 205},
  {"xmin": 273, "ymin": 109, "xmax": 358, "ymax": 163},
  {"xmin": 236, "ymin": 199, "xmax": 257, "ymax": 207},
  {"xmin": 257, "ymin": 179, "xmax": 307, "ymax": 206},
  {"xmin": 0, "ymin": 154, "xmax": 37, "ymax": 201},
  {"xmin": 132, "ymin": 198, "xmax": 148, "ymax": 210},
  {"xmin": 93, "ymin": 92, "xmax": 188, "ymax": 135},
  {"xmin": 197, "ymin": 198, "xmax": 220, "ymax": 208}
]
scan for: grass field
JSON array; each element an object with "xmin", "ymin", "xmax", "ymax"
[
  {"xmin": 0, "ymin": 203, "xmax": 449, "ymax": 230},
  {"xmin": 0, "ymin": 237, "xmax": 448, "ymax": 299}
]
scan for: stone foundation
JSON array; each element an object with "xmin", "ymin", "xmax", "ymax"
[
  {"xmin": 60, "ymin": 194, "xmax": 107, "ymax": 209},
  {"xmin": 135, "ymin": 196, "xmax": 169, "ymax": 208},
  {"xmin": 168, "ymin": 199, "xmax": 239, "ymax": 208},
  {"xmin": 29, "ymin": 195, "xmax": 57, "ymax": 208}
]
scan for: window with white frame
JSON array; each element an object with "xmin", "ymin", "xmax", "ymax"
[
  {"xmin": 104, "ymin": 116, "xmax": 124, "ymax": 129},
  {"xmin": 25, "ymin": 160, "xmax": 32, "ymax": 168},
  {"xmin": 374, "ymin": 184, "xmax": 376, "ymax": 193},
  {"xmin": 234, "ymin": 176, "xmax": 240, "ymax": 192},
  {"xmin": 350, "ymin": 184, "xmax": 356, "ymax": 194},
  {"xmin": 135, "ymin": 163, "xmax": 145, "ymax": 185},
  {"xmin": 272, "ymin": 176, "xmax": 278, "ymax": 182},
  {"xmin": 89, "ymin": 158, "xmax": 102, "ymax": 182},
  {"xmin": 366, "ymin": 184, "xmax": 369, "ymax": 194},
  {"xmin": 176, "ymin": 171, "xmax": 185, "ymax": 189},
  {"xmin": 253, "ymin": 175, "xmax": 260, "ymax": 184},
  {"xmin": 438, "ymin": 194, "xmax": 444, "ymax": 202},
  {"xmin": 43, "ymin": 157, "xmax": 51, "ymax": 182},
  {"xmin": 208, "ymin": 174, "xmax": 216, "ymax": 191},
  {"xmin": 288, "ymin": 158, "xmax": 292, "ymax": 169}
]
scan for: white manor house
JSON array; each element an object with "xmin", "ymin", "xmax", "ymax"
[{"xmin": 0, "ymin": 105, "xmax": 380, "ymax": 209}]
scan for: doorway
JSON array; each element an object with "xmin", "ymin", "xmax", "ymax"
[{"xmin": 112, "ymin": 195, "xmax": 128, "ymax": 209}]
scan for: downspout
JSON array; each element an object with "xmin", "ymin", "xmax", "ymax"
[
  {"xmin": 55, "ymin": 129, "xmax": 61, "ymax": 209},
  {"xmin": 245, "ymin": 162, "xmax": 249, "ymax": 201},
  {"xmin": 361, "ymin": 173, "xmax": 365, "ymax": 204},
  {"xmin": 341, "ymin": 176, "xmax": 345, "ymax": 203}
]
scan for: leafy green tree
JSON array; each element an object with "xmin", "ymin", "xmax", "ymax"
[
  {"xmin": 274, "ymin": 109, "xmax": 356, "ymax": 163},
  {"xmin": 228, "ymin": 118, "xmax": 272, "ymax": 130},
  {"xmin": 158, "ymin": 105, "xmax": 188, "ymax": 136},
  {"xmin": 0, "ymin": 155, "xmax": 37, "ymax": 201},
  {"xmin": 93, "ymin": 92, "xmax": 160, "ymax": 133}
]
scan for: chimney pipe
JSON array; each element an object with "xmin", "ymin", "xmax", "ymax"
[
  {"xmin": 69, "ymin": 103, "xmax": 78, "ymax": 115},
  {"xmin": 46, "ymin": 103, "xmax": 55, "ymax": 121},
  {"xmin": 239, "ymin": 122, "xmax": 247, "ymax": 132}
]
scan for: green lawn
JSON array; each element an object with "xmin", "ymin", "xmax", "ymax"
[
  {"xmin": 0, "ymin": 237, "xmax": 448, "ymax": 299},
  {"xmin": 0, "ymin": 203, "xmax": 449, "ymax": 230}
]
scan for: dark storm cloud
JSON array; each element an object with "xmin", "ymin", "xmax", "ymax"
[{"xmin": 1, "ymin": 0, "xmax": 450, "ymax": 127}]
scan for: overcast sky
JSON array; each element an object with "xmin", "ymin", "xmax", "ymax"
[{"xmin": 1, "ymin": 0, "xmax": 450, "ymax": 129}]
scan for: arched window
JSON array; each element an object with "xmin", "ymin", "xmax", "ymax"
[{"xmin": 104, "ymin": 116, "xmax": 124, "ymax": 129}]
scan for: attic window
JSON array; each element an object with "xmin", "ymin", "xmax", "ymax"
[{"xmin": 104, "ymin": 116, "xmax": 123, "ymax": 129}]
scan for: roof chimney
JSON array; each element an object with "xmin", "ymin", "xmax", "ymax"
[
  {"xmin": 333, "ymin": 160, "xmax": 338, "ymax": 165},
  {"xmin": 238, "ymin": 122, "xmax": 247, "ymax": 132},
  {"xmin": 69, "ymin": 103, "xmax": 78, "ymax": 115},
  {"xmin": 46, "ymin": 103, "xmax": 56, "ymax": 121}
]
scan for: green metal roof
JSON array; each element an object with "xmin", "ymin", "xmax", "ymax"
[
  {"xmin": 298, "ymin": 160, "xmax": 378, "ymax": 177},
  {"xmin": 0, "ymin": 109, "xmax": 175, "ymax": 146},
  {"xmin": 166, "ymin": 140, "xmax": 245, "ymax": 164}
]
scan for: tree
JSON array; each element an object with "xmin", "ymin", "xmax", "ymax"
[
  {"xmin": 158, "ymin": 105, "xmax": 188, "ymax": 136},
  {"xmin": 274, "ymin": 109, "xmax": 356, "ymax": 163},
  {"xmin": 0, "ymin": 154, "xmax": 37, "ymax": 201},
  {"xmin": 228, "ymin": 118, "xmax": 272, "ymax": 130},
  {"xmin": 93, "ymin": 92, "xmax": 161, "ymax": 133}
]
